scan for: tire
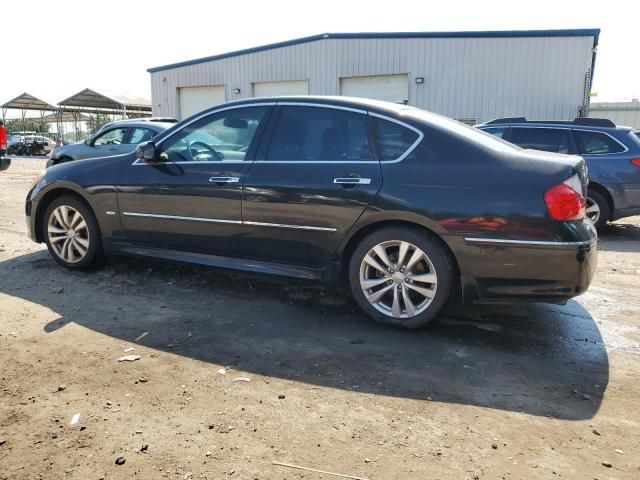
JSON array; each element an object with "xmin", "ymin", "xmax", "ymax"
[
  {"xmin": 42, "ymin": 195, "xmax": 103, "ymax": 269},
  {"xmin": 586, "ymin": 189, "xmax": 610, "ymax": 231},
  {"xmin": 348, "ymin": 227, "xmax": 455, "ymax": 329}
]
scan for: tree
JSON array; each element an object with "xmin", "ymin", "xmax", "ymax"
[
  {"xmin": 86, "ymin": 114, "xmax": 112, "ymax": 134},
  {"xmin": 4, "ymin": 118, "xmax": 50, "ymax": 134}
]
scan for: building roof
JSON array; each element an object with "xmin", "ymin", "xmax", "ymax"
[
  {"xmin": 58, "ymin": 88, "xmax": 151, "ymax": 113},
  {"xmin": 0, "ymin": 92, "xmax": 57, "ymax": 111},
  {"xmin": 590, "ymin": 101, "xmax": 640, "ymax": 111},
  {"xmin": 148, "ymin": 28, "xmax": 601, "ymax": 73}
]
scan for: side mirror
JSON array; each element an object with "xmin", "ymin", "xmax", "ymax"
[
  {"xmin": 0, "ymin": 157, "xmax": 11, "ymax": 172},
  {"xmin": 136, "ymin": 141, "xmax": 159, "ymax": 162},
  {"xmin": 84, "ymin": 138, "xmax": 93, "ymax": 146}
]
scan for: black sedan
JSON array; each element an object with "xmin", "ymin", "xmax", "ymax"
[{"xmin": 25, "ymin": 97, "xmax": 597, "ymax": 328}]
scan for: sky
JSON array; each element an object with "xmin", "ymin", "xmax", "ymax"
[{"xmin": 2, "ymin": 0, "xmax": 638, "ymax": 117}]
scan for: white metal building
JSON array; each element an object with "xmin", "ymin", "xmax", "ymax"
[
  {"xmin": 589, "ymin": 100, "xmax": 640, "ymax": 128},
  {"xmin": 148, "ymin": 29, "xmax": 599, "ymax": 123}
]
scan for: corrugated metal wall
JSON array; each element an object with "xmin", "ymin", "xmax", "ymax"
[
  {"xmin": 590, "ymin": 102, "xmax": 640, "ymax": 128},
  {"xmin": 150, "ymin": 36, "xmax": 595, "ymax": 122}
]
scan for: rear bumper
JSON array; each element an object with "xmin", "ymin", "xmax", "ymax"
[{"xmin": 459, "ymin": 234, "xmax": 597, "ymax": 304}]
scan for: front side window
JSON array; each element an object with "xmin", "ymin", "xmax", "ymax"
[
  {"xmin": 574, "ymin": 130, "xmax": 626, "ymax": 154},
  {"xmin": 374, "ymin": 118, "xmax": 419, "ymax": 161},
  {"xmin": 159, "ymin": 106, "xmax": 269, "ymax": 162},
  {"xmin": 129, "ymin": 127, "xmax": 157, "ymax": 144},
  {"xmin": 510, "ymin": 128, "xmax": 576, "ymax": 154},
  {"xmin": 94, "ymin": 128, "xmax": 127, "ymax": 146},
  {"xmin": 266, "ymin": 106, "xmax": 372, "ymax": 161}
]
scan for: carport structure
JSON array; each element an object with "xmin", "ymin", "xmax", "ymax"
[
  {"xmin": 0, "ymin": 92, "xmax": 57, "ymax": 133},
  {"xmin": 58, "ymin": 88, "xmax": 152, "ymax": 118}
]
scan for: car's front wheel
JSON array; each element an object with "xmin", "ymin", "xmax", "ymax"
[
  {"xmin": 43, "ymin": 195, "xmax": 102, "ymax": 269},
  {"xmin": 348, "ymin": 227, "xmax": 454, "ymax": 329}
]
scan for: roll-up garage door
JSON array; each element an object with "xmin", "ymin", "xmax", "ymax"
[
  {"xmin": 253, "ymin": 80, "xmax": 309, "ymax": 97},
  {"xmin": 178, "ymin": 85, "xmax": 226, "ymax": 119},
  {"xmin": 340, "ymin": 74, "xmax": 409, "ymax": 104}
]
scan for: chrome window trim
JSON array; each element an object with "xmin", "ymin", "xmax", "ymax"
[
  {"xmin": 131, "ymin": 101, "xmax": 425, "ymax": 166},
  {"xmin": 254, "ymin": 105, "xmax": 424, "ymax": 165},
  {"xmin": 122, "ymin": 212, "xmax": 242, "ymax": 225},
  {"xmin": 502, "ymin": 125, "xmax": 629, "ymax": 155},
  {"xmin": 275, "ymin": 101, "xmax": 367, "ymax": 114},
  {"xmin": 571, "ymin": 128, "xmax": 629, "ymax": 155},
  {"xmin": 131, "ymin": 102, "xmax": 277, "ymax": 166},
  {"xmin": 121, "ymin": 212, "xmax": 336, "ymax": 232},
  {"xmin": 369, "ymin": 112, "xmax": 424, "ymax": 163},
  {"xmin": 464, "ymin": 237, "xmax": 595, "ymax": 247},
  {"xmin": 133, "ymin": 160, "xmax": 248, "ymax": 166}
]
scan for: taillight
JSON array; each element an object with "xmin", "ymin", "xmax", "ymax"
[
  {"xmin": 631, "ymin": 158, "xmax": 640, "ymax": 168},
  {"xmin": 544, "ymin": 174, "xmax": 586, "ymax": 221}
]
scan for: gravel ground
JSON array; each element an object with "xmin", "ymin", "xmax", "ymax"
[{"xmin": 1, "ymin": 158, "xmax": 639, "ymax": 480}]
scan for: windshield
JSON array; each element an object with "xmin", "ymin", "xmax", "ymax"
[{"xmin": 404, "ymin": 109, "xmax": 521, "ymax": 154}]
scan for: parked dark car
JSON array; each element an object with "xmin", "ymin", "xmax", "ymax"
[
  {"xmin": 46, "ymin": 117, "xmax": 177, "ymax": 167},
  {"xmin": 477, "ymin": 117, "xmax": 640, "ymax": 230},
  {"xmin": 25, "ymin": 97, "xmax": 597, "ymax": 328}
]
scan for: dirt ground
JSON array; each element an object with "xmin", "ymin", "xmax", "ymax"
[{"xmin": 1, "ymin": 158, "xmax": 639, "ymax": 480}]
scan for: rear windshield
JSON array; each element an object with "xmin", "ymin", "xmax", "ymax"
[
  {"xmin": 405, "ymin": 109, "xmax": 520, "ymax": 154},
  {"xmin": 632, "ymin": 131, "xmax": 640, "ymax": 144}
]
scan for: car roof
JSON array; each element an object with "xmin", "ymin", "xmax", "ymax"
[
  {"xmin": 97, "ymin": 118, "xmax": 176, "ymax": 132},
  {"xmin": 195, "ymin": 95, "xmax": 417, "ymax": 118}
]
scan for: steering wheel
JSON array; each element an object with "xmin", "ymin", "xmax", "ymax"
[{"xmin": 188, "ymin": 141, "xmax": 223, "ymax": 161}]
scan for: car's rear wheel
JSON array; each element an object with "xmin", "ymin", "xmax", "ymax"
[
  {"xmin": 348, "ymin": 227, "xmax": 454, "ymax": 329},
  {"xmin": 43, "ymin": 195, "xmax": 102, "ymax": 269},
  {"xmin": 586, "ymin": 189, "xmax": 610, "ymax": 231}
]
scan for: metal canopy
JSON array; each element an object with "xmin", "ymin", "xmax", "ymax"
[
  {"xmin": 0, "ymin": 92, "xmax": 57, "ymax": 111},
  {"xmin": 58, "ymin": 88, "xmax": 151, "ymax": 114},
  {"xmin": 40, "ymin": 111, "xmax": 91, "ymax": 123}
]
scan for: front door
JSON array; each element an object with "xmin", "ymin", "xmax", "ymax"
[
  {"xmin": 242, "ymin": 104, "xmax": 382, "ymax": 267},
  {"xmin": 117, "ymin": 105, "xmax": 272, "ymax": 257}
]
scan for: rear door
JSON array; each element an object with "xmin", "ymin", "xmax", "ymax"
[{"xmin": 242, "ymin": 103, "xmax": 382, "ymax": 267}]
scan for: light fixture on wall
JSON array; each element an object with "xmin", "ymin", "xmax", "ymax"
[
  {"xmin": 415, "ymin": 77, "xmax": 424, "ymax": 84},
  {"xmin": 233, "ymin": 87, "xmax": 241, "ymax": 94}
]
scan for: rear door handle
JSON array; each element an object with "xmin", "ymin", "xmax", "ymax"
[
  {"xmin": 209, "ymin": 176, "xmax": 240, "ymax": 183},
  {"xmin": 333, "ymin": 177, "xmax": 372, "ymax": 185}
]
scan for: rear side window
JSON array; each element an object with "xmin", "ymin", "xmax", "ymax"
[
  {"xmin": 374, "ymin": 118, "xmax": 419, "ymax": 161},
  {"xmin": 482, "ymin": 126, "xmax": 509, "ymax": 139},
  {"xmin": 574, "ymin": 131, "xmax": 626, "ymax": 154},
  {"xmin": 266, "ymin": 106, "xmax": 372, "ymax": 161},
  {"xmin": 510, "ymin": 128, "xmax": 576, "ymax": 154}
]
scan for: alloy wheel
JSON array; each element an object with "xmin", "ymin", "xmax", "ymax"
[
  {"xmin": 585, "ymin": 196, "xmax": 600, "ymax": 224},
  {"xmin": 47, "ymin": 205, "xmax": 90, "ymax": 264},
  {"xmin": 359, "ymin": 240, "xmax": 438, "ymax": 319}
]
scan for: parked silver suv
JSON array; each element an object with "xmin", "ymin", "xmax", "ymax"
[{"xmin": 47, "ymin": 117, "xmax": 176, "ymax": 167}]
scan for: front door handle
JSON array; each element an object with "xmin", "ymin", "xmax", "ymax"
[
  {"xmin": 209, "ymin": 176, "xmax": 240, "ymax": 184},
  {"xmin": 333, "ymin": 177, "xmax": 372, "ymax": 185}
]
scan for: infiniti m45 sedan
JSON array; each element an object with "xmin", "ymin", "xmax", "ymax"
[{"xmin": 26, "ymin": 97, "xmax": 597, "ymax": 329}]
